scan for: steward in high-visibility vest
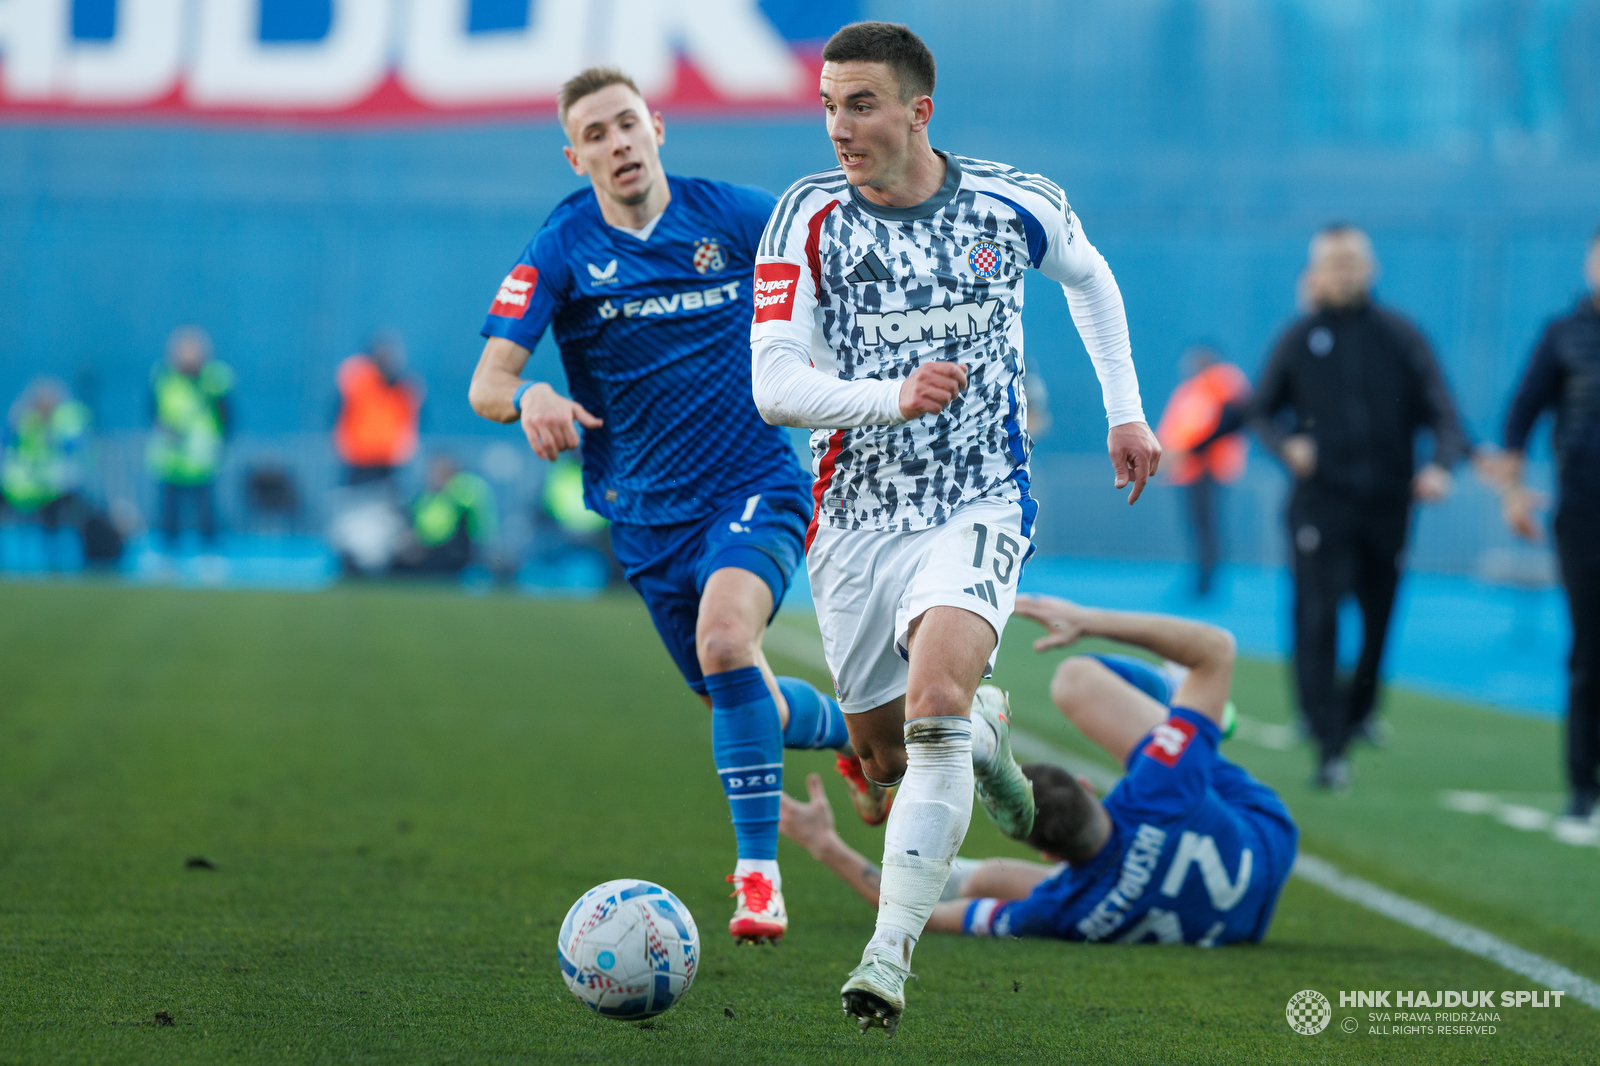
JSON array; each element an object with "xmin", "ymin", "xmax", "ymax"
[
  {"xmin": 1157, "ymin": 360, "xmax": 1251, "ymax": 488},
  {"xmin": 3, "ymin": 381, "xmax": 90, "ymax": 522},
  {"xmin": 1156, "ymin": 348, "xmax": 1251, "ymax": 597},
  {"xmin": 148, "ymin": 354, "xmax": 233, "ymax": 486},
  {"xmin": 149, "ymin": 327, "xmax": 232, "ymax": 551},
  {"xmin": 334, "ymin": 338, "xmax": 422, "ymax": 483},
  {"xmin": 541, "ymin": 456, "xmax": 608, "ymax": 536},
  {"xmin": 401, "ymin": 457, "xmax": 497, "ymax": 574}
]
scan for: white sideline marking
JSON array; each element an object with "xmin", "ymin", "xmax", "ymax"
[
  {"xmin": 1439, "ymin": 790, "xmax": 1600, "ymax": 849},
  {"xmin": 763, "ymin": 619, "xmax": 1600, "ymax": 1006},
  {"xmin": 1232, "ymin": 713, "xmax": 1299, "ymax": 750},
  {"xmin": 1292, "ymin": 854, "xmax": 1600, "ymax": 1010}
]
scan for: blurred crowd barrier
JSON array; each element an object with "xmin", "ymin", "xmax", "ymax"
[
  {"xmin": 0, "ymin": 431, "xmax": 1545, "ymax": 586},
  {"xmin": 1026, "ymin": 451, "xmax": 1557, "ymax": 583}
]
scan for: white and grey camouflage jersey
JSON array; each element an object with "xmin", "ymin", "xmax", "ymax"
[{"xmin": 750, "ymin": 151, "xmax": 1143, "ymax": 543}]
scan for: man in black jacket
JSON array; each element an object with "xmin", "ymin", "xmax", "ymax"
[
  {"xmin": 1253, "ymin": 225, "xmax": 1471, "ymax": 789},
  {"xmin": 1496, "ymin": 227, "xmax": 1600, "ymax": 820}
]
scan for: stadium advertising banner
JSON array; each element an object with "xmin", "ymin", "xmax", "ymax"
[{"xmin": 0, "ymin": 0, "xmax": 851, "ymax": 122}]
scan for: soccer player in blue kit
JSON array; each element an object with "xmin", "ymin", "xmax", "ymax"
[
  {"xmin": 468, "ymin": 67, "xmax": 885, "ymax": 945},
  {"xmin": 781, "ymin": 595, "xmax": 1297, "ymax": 950}
]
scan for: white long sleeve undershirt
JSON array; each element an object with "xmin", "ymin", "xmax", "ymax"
[{"xmin": 751, "ymin": 237, "xmax": 1143, "ymax": 431}]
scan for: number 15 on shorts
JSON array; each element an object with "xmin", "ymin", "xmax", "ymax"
[{"xmin": 967, "ymin": 522, "xmax": 1023, "ymax": 586}]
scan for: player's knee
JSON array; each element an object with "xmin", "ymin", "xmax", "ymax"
[
  {"xmin": 1050, "ymin": 656, "xmax": 1102, "ymax": 721},
  {"xmin": 695, "ymin": 625, "xmax": 758, "ymax": 674}
]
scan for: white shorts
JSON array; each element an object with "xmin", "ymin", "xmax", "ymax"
[{"xmin": 807, "ymin": 494, "xmax": 1034, "ymax": 713}]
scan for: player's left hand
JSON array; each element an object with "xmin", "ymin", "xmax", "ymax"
[
  {"xmin": 1013, "ymin": 594, "xmax": 1092, "ymax": 651},
  {"xmin": 778, "ymin": 772, "xmax": 837, "ymax": 857},
  {"xmin": 1412, "ymin": 462, "xmax": 1452, "ymax": 503},
  {"xmin": 1108, "ymin": 421, "xmax": 1161, "ymax": 505}
]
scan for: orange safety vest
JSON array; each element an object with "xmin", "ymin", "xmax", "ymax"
[
  {"xmin": 334, "ymin": 355, "xmax": 420, "ymax": 467},
  {"xmin": 1156, "ymin": 363, "xmax": 1250, "ymax": 486}
]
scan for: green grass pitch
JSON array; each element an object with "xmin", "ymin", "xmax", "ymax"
[{"xmin": 1, "ymin": 582, "xmax": 1596, "ymax": 1064}]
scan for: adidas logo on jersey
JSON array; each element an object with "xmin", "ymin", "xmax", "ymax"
[
  {"xmin": 963, "ymin": 579, "xmax": 1001, "ymax": 606},
  {"xmin": 857, "ymin": 299, "xmax": 1002, "ymax": 345},
  {"xmin": 844, "ymin": 249, "xmax": 893, "ymax": 284}
]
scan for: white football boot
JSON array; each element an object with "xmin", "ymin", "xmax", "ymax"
[
  {"xmin": 840, "ymin": 949, "xmax": 910, "ymax": 1035},
  {"xmin": 971, "ymin": 685, "xmax": 1036, "ymax": 841},
  {"xmin": 727, "ymin": 870, "xmax": 787, "ymax": 944}
]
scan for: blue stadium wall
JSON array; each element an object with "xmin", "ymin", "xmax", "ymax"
[{"xmin": 3, "ymin": 0, "xmax": 1600, "ymax": 461}]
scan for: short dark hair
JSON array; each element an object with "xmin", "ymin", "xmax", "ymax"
[
  {"xmin": 558, "ymin": 66, "xmax": 643, "ymax": 129},
  {"xmin": 1021, "ymin": 764, "xmax": 1104, "ymax": 863},
  {"xmin": 822, "ymin": 21, "xmax": 935, "ymax": 102}
]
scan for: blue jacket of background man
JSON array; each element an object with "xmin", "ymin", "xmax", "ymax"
[
  {"xmin": 482, "ymin": 176, "xmax": 809, "ymax": 527},
  {"xmin": 992, "ymin": 708, "xmax": 1298, "ymax": 945}
]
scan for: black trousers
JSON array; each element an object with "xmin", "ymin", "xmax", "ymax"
[
  {"xmin": 159, "ymin": 481, "xmax": 218, "ymax": 549},
  {"xmin": 1187, "ymin": 474, "xmax": 1221, "ymax": 594},
  {"xmin": 1288, "ymin": 486, "xmax": 1411, "ymax": 763},
  {"xmin": 1555, "ymin": 507, "xmax": 1600, "ymax": 799}
]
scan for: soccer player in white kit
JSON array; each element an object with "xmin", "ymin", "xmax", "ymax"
[{"xmin": 749, "ymin": 22, "xmax": 1160, "ymax": 1032}]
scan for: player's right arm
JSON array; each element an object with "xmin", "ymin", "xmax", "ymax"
[
  {"xmin": 1013, "ymin": 595, "xmax": 1235, "ymax": 726},
  {"xmin": 749, "ymin": 186, "xmax": 966, "ymax": 428},
  {"xmin": 468, "ymin": 232, "xmax": 602, "ymax": 461}
]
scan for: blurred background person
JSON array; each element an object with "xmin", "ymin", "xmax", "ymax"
[
  {"xmin": 394, "ymin": 455, "xmax": 498, "ymax": 577},
  {"xmin": 1495, "ymin": 226, "xmax": 1600, "ymax": 821},
  {"xmin": 334, "ymin": 331, "xmax": 424, "ymax": 489},
  {"xmin": 535, "ymin": 453, "xmax": 622, "ymax": 584},
  {"xmin": 1156, "ymin": 343, "xmax": 1251, "ymax": 597},
  {"xmin": 1249, "ymin": 225, "xmax": 1471, "ymax": 790},
  {"xmin": 148, "ymin": 326, "xmax": 233, "ymax": 557},
  {"xmin": 2, "ymin": 378, "xmax": 91, "ymax": 569}
]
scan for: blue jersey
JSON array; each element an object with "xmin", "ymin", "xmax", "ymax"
[
  {"xmin": 972, "ymin": 708, "xmax": 1297, "ymax": 945},
  {"xmin": 482, "ymin": 176, "xmax": 808, "ymax": 526}
]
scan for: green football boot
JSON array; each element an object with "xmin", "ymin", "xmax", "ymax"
[
  {"xmin": 971, "ymin": 685, "xmax": 1036, "ymax": 841},
  {"xmin": 840, "ymin": 950, "xmax": 909, "ymax": 1035}
]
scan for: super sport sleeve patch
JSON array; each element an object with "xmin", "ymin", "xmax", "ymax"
[
  {"xmin": 1141, "ymin": 715, "xmax": 1199, "ymax": 767},
  {"xmin": 489, "ymin": 264, "xmax": 539, "ymax": 319},
  {"xmin": 753, "ymin": 262, "xmax": 803, "ymax": 322}
]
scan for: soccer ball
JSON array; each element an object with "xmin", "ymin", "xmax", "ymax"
[{"xmin": 557, "ymin": 879, "xmax": 699, "ymax": 1020}]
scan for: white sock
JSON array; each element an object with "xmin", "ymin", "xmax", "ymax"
[
  {"xmin": 866, "ymin": 716, "xmax": 974, "ymax": 971},
  {"xmin": 734, "ymin": 858, "xmax": 781, "ymax": 890},
  {"xmin": 969, "ymin": 710, "xmax": 998, "ymax": 768}
]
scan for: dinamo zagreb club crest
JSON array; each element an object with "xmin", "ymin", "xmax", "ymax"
[
  {"xmin": 968, "ymin": 240, "xmax": 1002, "ymax": 280},
  {"xmin": 693, "ymin": 238, "xmax": 726, "ymax": 275}
]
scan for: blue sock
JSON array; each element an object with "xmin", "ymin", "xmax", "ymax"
[
  {"xmin": 777, "ymin": 676, "xmax": 851, "ymax": 750},
  {"xmin": 705, "ymin": 666, "xmax": 783, "ymax": 862}
]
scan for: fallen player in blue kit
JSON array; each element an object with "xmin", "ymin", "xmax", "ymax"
[{"xmin": 780, "ymin": 595, "xmax": 1298, "ymax": 945}]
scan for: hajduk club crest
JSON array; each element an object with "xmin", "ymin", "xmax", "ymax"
[
  {"xmin": 692, "ymin": 238, "xmax": 726, "ymax": 275},
  {"xmin": 968, "ymin": 240, "xmax": 1002, "ymax": 280}
]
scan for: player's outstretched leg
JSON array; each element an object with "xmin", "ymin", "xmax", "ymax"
[
  {"xmin": 842, "ymin": 716, "xmax": 974, "ymax": 1034},
  {"xmin": 706, "ymin": 667, "xmax": 789, "ymax": 944},
  {"xmin": 969, "ymin": 686, "xmax": 1036, "ymax": 841}
]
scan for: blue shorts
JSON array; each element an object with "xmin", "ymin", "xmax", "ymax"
[
  {"xmin": 610, "ymin": 487, "xmax": 811, "ymax": 695},
  {"xmin": 1210, "ymin": 758, "xmax": 1300, "ymax": 939}
]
